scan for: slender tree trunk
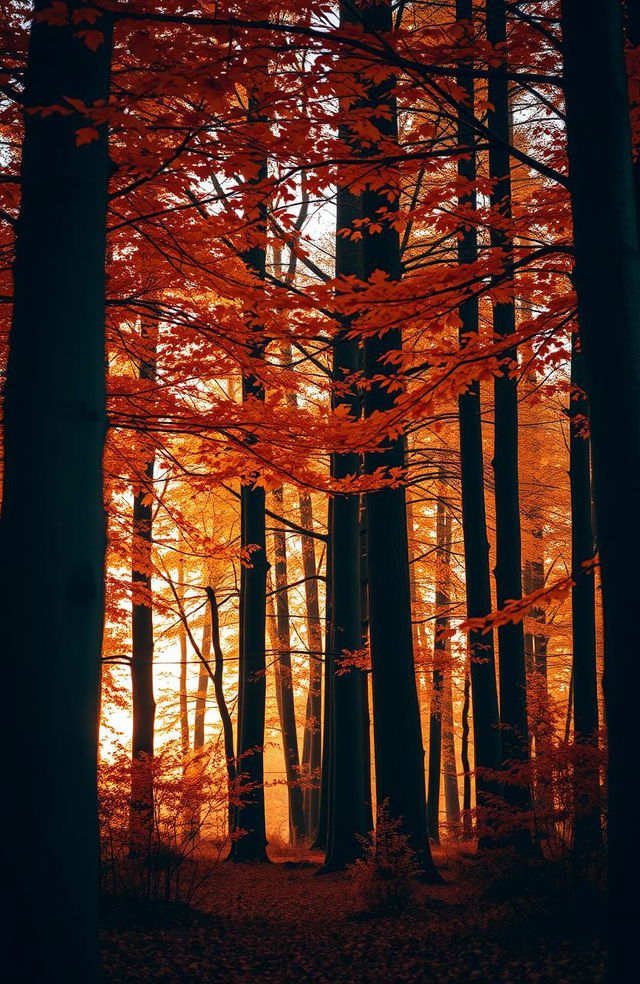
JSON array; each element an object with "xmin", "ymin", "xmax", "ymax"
[
  {"xmin": 427, "ymin": 496, "xmax": 452, "ymax": 844},
  {"xmin": 194, "ymin": 609, "xmax": 211, "ymax": 752},
  {"xmin": 298, "ymin": 491, "xmax": 323, "ymax": 841},
  {"xmin": 205, "ymin": 588, "xmax": 236, "ymax": 837},
  {"xmin": 442, "ymin": 660, "xmax": 462, "ymax": 837},
  {"xmin": 487, "ymin": 0, "xmax": 532, "ymax": 838},
  {"xmin": 313, "ymin": 497, "xmax": 333, "ymax": 851},
  {"xmin": 561, "ymin": 2, "xmax": 640, "ymax": 974},
  {"xmin": 1, "ymin": 6, "xmax": 112, "ymax": 979},
  {"xmin": 230, "ymin": 104, "xmax": 269, "ymax": 861},
  {"xmin": 569, "ymin": 334, "xmax": 602, "ymax": 853},
  {"xmin": 461, "ymin": 666, "xmax": 473, "ymax": 840},
  {"xmin": 358, "ymin": 0, "xmax": 439, "ymax": 881},
  {"xmin": 271, "ymin": 487, "xmax": 306, "ymax": 843},
  {"xmin": 130, "ymin": 323, "xmax": 158, "ymax": 853},
  {"xmin": 455, "ymin": 0, "xmax": 502, "ymax": 845},
  {"xmin": 177, "ymin": 551, "xmax": 190, "ymax": 760},
  {"xmin": 186, "ymin": 609, "xmax": 211, "ymax": 840},
  {"xmin": 523, "ymin": 518, "xmax": 552, "ymax": 836}
]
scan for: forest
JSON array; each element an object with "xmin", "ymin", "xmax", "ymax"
[{"xmin": 1, "ymin": 1, "xmax": 637, "ymax": 982}]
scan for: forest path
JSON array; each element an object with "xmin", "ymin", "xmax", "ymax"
[{"xmin": 102, "ymin": 845, "xmax": 606, "ymax": 983}]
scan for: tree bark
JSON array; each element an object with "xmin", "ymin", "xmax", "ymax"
[
  {"xmin": 442, "ymin": 660, "xmax": 462, "ymax": 837},
  {"xmin": 323, "ymin": 47, "xmax": 370, "ymax": 864},
  {"xmin": 271, "ymin": 487, "xmax": 306, "ymax": 843},
  {"xmin": 487, "ymin": 0, "xmax": 532, "ymax": 837},
  {"xmin": 129, "ymin": 325, "xmax": 158, "ymax": 851},
  {"xmin": 298, "ymin": 491, "xmax": 323, "ymax": 841},
  {"xmin": 230, "ymin": 102, "xmax": 269, "ymax": 861},
  {"xmin": 204, "ymin": 588, "xmax": 237, "ymax": 837},
  {"xmin": 358, "ymin": 0, "xmax": 440, "ymax": 881},
  {"xmin": 177, "ymin": 550, "xmax": 190, "ymax": 760},
  {"xmin": 194, "ymin": 608, "xmax": 211, "ymax": 752},
  {"xmin": 1, "ymin": 5, "xmax": 112, "ymax": 980},
  {"xmin": 427, "ymin": 495, "xmax": 452, "ymax": 844},
  {"xmin": 455, "ymin": 0, "xmax": 502, "ymax": 845},
  {"xmin": 569, "ymin": 333, "xmax": 602, "ymax": 854},
  {"xmin": 561, "ymin": 2, "xmax": 640, "ymax": 974}
]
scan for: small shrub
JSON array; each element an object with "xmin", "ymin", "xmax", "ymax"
[
  {"xmin": 99, "ymin": 741, "xmax": 230, "ymax": 906},
  {"xmin": 349, "ymin": 801, "xmax": 421, "ymax": 913}
]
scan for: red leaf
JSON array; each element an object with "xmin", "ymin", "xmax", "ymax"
[
  {"xmin": 74, "ymin": 29, "xmax": 104, "ymax": 51},
  {"xmin": 76, "ymin": 126, "xmax": 99, "ymax": 146}
]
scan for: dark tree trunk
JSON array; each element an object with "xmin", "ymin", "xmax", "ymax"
[
  {"xmin": 442, "ymin": 661, "xmax": 462, "ymax": 837},
  {"xmin": 205, "ymin": 588, "xmax": 237, "ymax": 837},
  {"xmin": 523, "ymin": 517, "xmax": 552, "ymax": 836},
  {"xmin": 129, "ymin": 324, "xmax": 158, "ymax": 851},
  {"xmin": 230, "ymin": 116, "xmax": 269, "ymax": 861},
  {"xmin": 323, "ymin": 80, "xmax": 369, "ymax": 866},
  {"xmin": 360, "ymin": 499, "xmax": 374, "ymax": 834},
  {"xmin": 313, "ymin": 497, "xmax": 333, "ymax": 851},
  {"xmin": 272, "ymin": 487, "xmax": 306, "ymax": 844},
  {"xmin": 487, "ymin": 0, "xmax": 532, "ymax": 836},
  {"xmin": 427, "ymin": 496, "xmax": 452, "ymax": 844},
  {"xmin": 298, "ymin": 491, "xmax": 323, "ymax": 841},
  {"xmin": 569, "ymin": 335, "xmax": 602, "ymax": 853},
  {"xmin": 561, "ymin": 2, "xmax": 640, "ymax": 974},
  {"xmin": 1, "ymin": 5, "xmax": 112, "ymax": 980},
  {"xmin": 461, "ymin": 666, "xmax": 473, "ymax": 840},
  {"xmin": 455, "ymin": 0, "xmax": 502, "ymax": 844},
  {"xmin": 358, "ymin": 0, "xmax": 440, "ymax": 882},
  {"xmin": 177, "ymin": 552, "xmax": 190, "ymax": 760}
]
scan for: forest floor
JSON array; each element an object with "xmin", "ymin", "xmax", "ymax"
[{"xmin": 101, "ymin": 842, "xmax": 606, "ymax": 984}]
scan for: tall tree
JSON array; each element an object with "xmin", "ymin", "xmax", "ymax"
[
  {"xmin": 323, "ymin": 9, "xmax": 370, "ymax": 865},
  {"xmin": 1, "ymin": 4, "xmax": 113, "ymax": 980},
  {"xmin": 229, "ymin": 96, "xmax": 269, "ymax": 862},
  {"xmin": 455, "ymin": 0, "xmax": 502, "ymax": 844},
  {"xmin": 427, "ymin": 493, "xmax": 453, "ymax": 845},
  {"xmin": 193, "ymin": 602, "xmax": 212, "ymax": 753},
  {"xmin": 359, "ymin": 0, "xmax": 440, "ymax": 880},
  {"xmin": 298, "ymin": 491, "xmax": 323, "ymax": 841},
  {"xmin": 486, "ymin": 0, "xmax": 532, "ymax": 837},
  {"xmin": 561, "ymin": 1, "xmax": 640, "ymax": 976},
  {"xmin": 271, "ymin": 488, "xmax": 306, "ymax": 843},
  {"xmin": 129, "ymin": 322, "xmax": 158, "ymax": 851},
  {"xmin": 568, "ymin": 335, "xmax": 602, "ymax": 854}
]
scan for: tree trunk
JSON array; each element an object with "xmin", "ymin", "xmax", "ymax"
[
  {"xmin": 523, "ymin": 516, "xmax": 553, "ymax": 837},
  {"xmin": 177, "ymin": 551, "xmax": 190, "ymax": 760},
  {"xmin": 360, "ymin": 498, "xmax": 374, "ymax": 834},
  {"xmin": 359, "ymin": 0, "xmax": 440, "ymax": 882},
  {"xmin": 205, "ymin": 588, "xmax": 237, "ymax": 837},
  {"xmin": 271, "ymin": 487, "xmax": 306, "ymax": 843},
  {"xmin": 561, "ymin": 2, "xmax": 640, "ymax": 974},
  {"xmin": 1, "ymin": 5, "xmax": 112, "ymax": 980},
  {"xmin": 230, "ymin": 108, "xmax": 269, "ymax": 861},
  {"xmin": 323, "ymin": 57, "xmax": 369, "ymax": 865},
  {"xmin": 487, "ymin": 0, "xmax": 532, "ymax": 838},
  {"xmin": 455, "ymin": 0, "xmax": 502, "ymax": 845},
  {"xmin": 129, "ymin": 323, "xmax": 158, "ymax": 853},
  {"xmin": 194, "ymin": 608, "xmax": 211, "ymax": 752},
  {"xmin": 313, "ymin": 497, "xmax": 333, "ymax": 851},
  {"xmin": 427, "ymin": 495, "xmax": 452, "ymax": 844},
  {"xmin": 298, "ymin": 491, "xmax": 323, "ymax": 841},
  {"xmin": 569, "ymin": 333, "xmax": 602, "ymax": 853},
  {"xmin": 461, "ymin": 666, "xmax": 473, "ymax": 840},
  {"xmin": 442, "ymin": 660, "xmax": 462, "ymax": 837}
]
